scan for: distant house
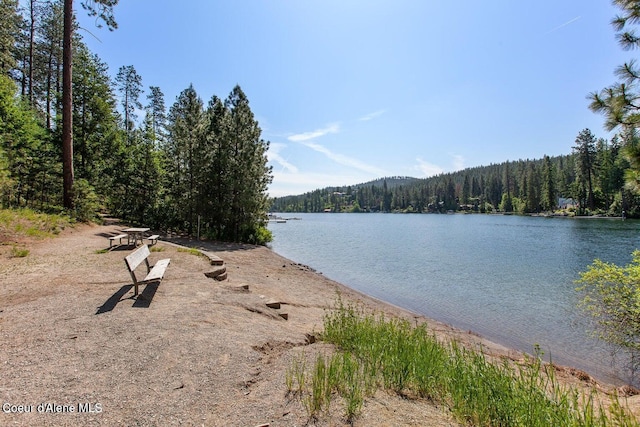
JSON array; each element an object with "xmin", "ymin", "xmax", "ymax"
[{"xmin": 558, "ymin": 197, "xmax": 576, "ymax": 209}]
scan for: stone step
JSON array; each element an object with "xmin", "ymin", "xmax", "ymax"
[
  {"xmin": 231, "ymin": 283, "xmax": 249, "ymax": 291},
  {"xmin": 204, "ymin": 266, "xmax": 227, "ymax": 280},
  {"xmin": 278, "ymin": 312, "xmax": 288, "ymax": 320},
  {"xmin": 265, "ymin": 300, "xmax": 281, "ymax": 309},
  {"xmin": 202, "ymin": 251, "xmax": 224, "ymax": 266},
  {"xmin": 208, "ymin": 255, "xmax": 224, "ymax": 266},
  {"xmin": 215, "ymin": 272, "xmax": 227, "ymax": 281}
]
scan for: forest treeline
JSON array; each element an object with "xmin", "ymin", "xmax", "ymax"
[
  {"xmin": 272, "ymin": 128, "xmax": 640, "ymax": 217},
  {"xmin": 0, "ymin": 0, "xmax": 273, "ymax": 243}
]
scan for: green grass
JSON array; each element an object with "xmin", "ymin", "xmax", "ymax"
[
  {"xmin": 94, "ymin": 248, "xmax": 109, "ymax": 254},
  {"xmin": 0, "ymin": 208, "xmax": 71, "ymax": 240},
  {"xmin": 150, "ymin": 246, "xmax": 166, "ymax": 252},
  {"xmin": 287, "ymin": 298, "xmax": 639, "ymax": 426},
  {"xmin": 177, "ymin": 247, "xmax": 204, "ymax": 257},
  {"xmin": 10, "ymin": 246, "xmax": 29, "ymax": 257}
]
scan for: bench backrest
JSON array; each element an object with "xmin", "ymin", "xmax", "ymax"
[{"xmin": 124, "ymin": 244, "xmax": 150, "ymax": 274}]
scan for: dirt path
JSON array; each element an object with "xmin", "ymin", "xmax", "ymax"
[{"xmin": 0, "ymin": 223, "xmax": 635, "ymax": 426}]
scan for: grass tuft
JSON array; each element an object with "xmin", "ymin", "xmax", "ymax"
[
  {"xmin": 287, "ymin": 297, "xmax": 640, "ymax": 426},
  {"xmin": 10, "ymin": 246, "xmax": 29, "ymax": 257},
  {"xmin": 177, "ymin": 247, "xmax": 204, "ymax": 257}
]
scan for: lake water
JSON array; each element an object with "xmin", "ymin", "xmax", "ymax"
[{"xmin": 267, "ymin": 213, "xmax": 640, "ymax": 385}]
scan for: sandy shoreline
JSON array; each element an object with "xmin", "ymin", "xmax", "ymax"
[{"xmin": 0, "ymin": 222, "xmax": 637, "ymax": 426}]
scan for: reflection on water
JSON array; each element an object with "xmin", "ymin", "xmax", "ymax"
[{"xmin": 268, "ymin": 213, "xmax": 640, "ymax": 385}]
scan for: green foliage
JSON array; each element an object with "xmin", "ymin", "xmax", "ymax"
[
  {"xmin": 71, "ymin": 178, "xmax": 100, "ymax": 222},
  {"xmin": 10, "ymin": 246, "xmax": 29, "ymax": 257},
  {"xmin": 164, "ymin": 85, "xmax": 272, "ymax": 243},
  {"xmin": 576, "ymin": 251, "xmax": 640, "ymax": 380},
  {"xmin": 0, "ymin": 74, "xmax": 51, "ymax": 208},
  {"xmin": 288, "ymin": 300, "xmax": 639, "ymax": 426},
  {"xmin": 245, "ymin": 225, "xmax": 272, "ymax": 245},
  {"xmin": 0, "ymin": 208, "xmax": 70, "ymax": 239},
  {"xmin": 0, "ymin": 0, "xmax": 20, "ymax": 74}
]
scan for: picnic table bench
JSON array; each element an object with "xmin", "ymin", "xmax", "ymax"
[
  {"xmin": 147, "ymin": 234, "xmax": 160, "ymax": 245},
  {"xmin": 109, "ymin": 234, "xmax": 127, "ymax": 248},
  {"xmin": 124, "ymin": 244, "xmax": 171, "ymax": 296}
]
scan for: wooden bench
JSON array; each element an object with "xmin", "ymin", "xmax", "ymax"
[
  {"xmin": 109, "ymin": 234, "xmax": 127, "ymax": 248},
  {"xmin": 147, "ymin": 234, "xmax": 160, "ymax": 245},
  {"xmin": 124, "ymin": 244, "xmax": 171, "ymax": 296}
]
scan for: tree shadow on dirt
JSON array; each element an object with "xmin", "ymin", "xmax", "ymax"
[{"xmin": 164, "ymin": 236, "xmax": 257, "ymax": 253}]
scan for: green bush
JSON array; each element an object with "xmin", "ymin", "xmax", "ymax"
[
  {"xmin": 247, "ymin": 225, "xmax": 272, "ymax": 245},
  {"xmin": 72, "ymin": 179, "xmax": 100, "ymax": 222}
]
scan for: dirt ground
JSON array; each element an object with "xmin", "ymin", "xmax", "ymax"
[{"xmin": 0, "ymin": 222, "xmax": 637, "ymax": 426}]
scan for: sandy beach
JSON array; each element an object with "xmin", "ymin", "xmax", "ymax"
[{"xmin": 0, "ymin": 222, "xmax": 636, "ymax": 426}]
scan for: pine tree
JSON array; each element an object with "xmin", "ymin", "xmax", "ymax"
[
  {"xmin": 115, "ymin": 65, "xmax": 143, "ymax": 134},
  {"xmin": 541, "ymin": 155, "xmax": 556, "ymax": 211},
  {"xmin": 166, "ymin": 84, "xmax": 204, "ymax": 233},
  {"xmin": 0, "ymin": 0, "xmax": 20, "ymax": 75},
  {"xmin": 146, "ymin": 85, "xmax": 166, "ymax": 146},
  {"xmin": 223, "ymin": 85, "xmax": 272, "ymax": 242},
  {"xmin": 61, "ymin": 0, "xmax": 118, "ymax": 209},
  {"xmin": 573, "ymin": 128, "xmax": 597, "ymax": 213},
  {"xmin": 72, "ymin": 41, "xmax": 119, "ymax": 186},
  {"xmin": 37, "ymin": 0, "xmax": 64, "ymax": 130}
]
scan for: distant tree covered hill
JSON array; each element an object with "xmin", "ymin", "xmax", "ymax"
[{"xmin": 271, "ymin": 140, "xmax": 639, "ymax": 217}]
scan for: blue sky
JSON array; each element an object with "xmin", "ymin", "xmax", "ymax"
[{"xmin": 76, "ymin": 1, "xmax": 630, "ymax": 197}]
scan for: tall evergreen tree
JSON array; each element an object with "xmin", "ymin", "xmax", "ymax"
[
  {"xmin": 61, "ymin": 0, "xmax": 118, "ymax": 209},
  {"xmin": 223, "ymin": 85, "xmax": 272, "ymax": 242},
  {"xmin": 0, "ymin": 0, "xmax": 20, "ymax": 75},
  {"xmin": 38, "ymin": 0, "xmax": 64, "ymax": 130},
  {"xmin": 166, "ymin": 84, "xmax": 204, "ymax": 233},
  {"xmin": 115, "ymin": 65, "xmax": 143, "ymax": 134},
  {"xmin": 573, "ymin": 128, "xmax": 597, "ymax": 213},
  {"xmin": 146, "ymin": 85, "xmax": 166, "ymax": 146},
  {"xmin": 541, "ymin": 155, "xmax": 556, "ymax": 211},
  {"xmin": 72, "ymin": 41, "xmax": 119, "ymax": 185}
]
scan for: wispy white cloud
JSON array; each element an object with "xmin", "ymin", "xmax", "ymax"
[
  {"xmin": 544, "ymin": 16, "xmax": 581, "ymax": 35},
  {"xmin": 288, "ymin": 123, "xmax": 340, "ymax": 142},
  {"xmin": 358, "ymin": 109, "xmax": 387, "ymax": 122},
  {"xmin": 300, "ymin": 141, "xmax": 389, "ymax": 176},
  {"xmin": 269, "ymin": 170, "xmax": 374, "ymax": 197},
  {"xmin": 267, "ymin": 143, "xmax": 298, "ymax": 174},
  {"xmin": 415, "ymin": 158, "xmax": 444, "ymax": 177}
]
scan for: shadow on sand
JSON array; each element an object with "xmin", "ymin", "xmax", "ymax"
[{"xmin": 96, "ymin": 282, "xmax": 159, "ymax": 314}]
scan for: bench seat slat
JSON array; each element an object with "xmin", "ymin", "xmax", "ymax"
[{"xmin": 143, "ymin": 258, "xmax": 170, "ymax": 283}]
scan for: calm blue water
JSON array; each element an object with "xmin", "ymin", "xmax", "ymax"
[{"xmin": 267, "ymin": 213, "xmax": 640, "ymax": 385}]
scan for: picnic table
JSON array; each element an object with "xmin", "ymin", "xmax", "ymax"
[{"xmin": 123, "ymin": 227, "xmax": 150, "ymax": 246}]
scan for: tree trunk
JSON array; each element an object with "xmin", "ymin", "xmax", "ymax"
[{"xmin": 62, "ymin": 0, "xmax": 74, "ymax": 209}]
